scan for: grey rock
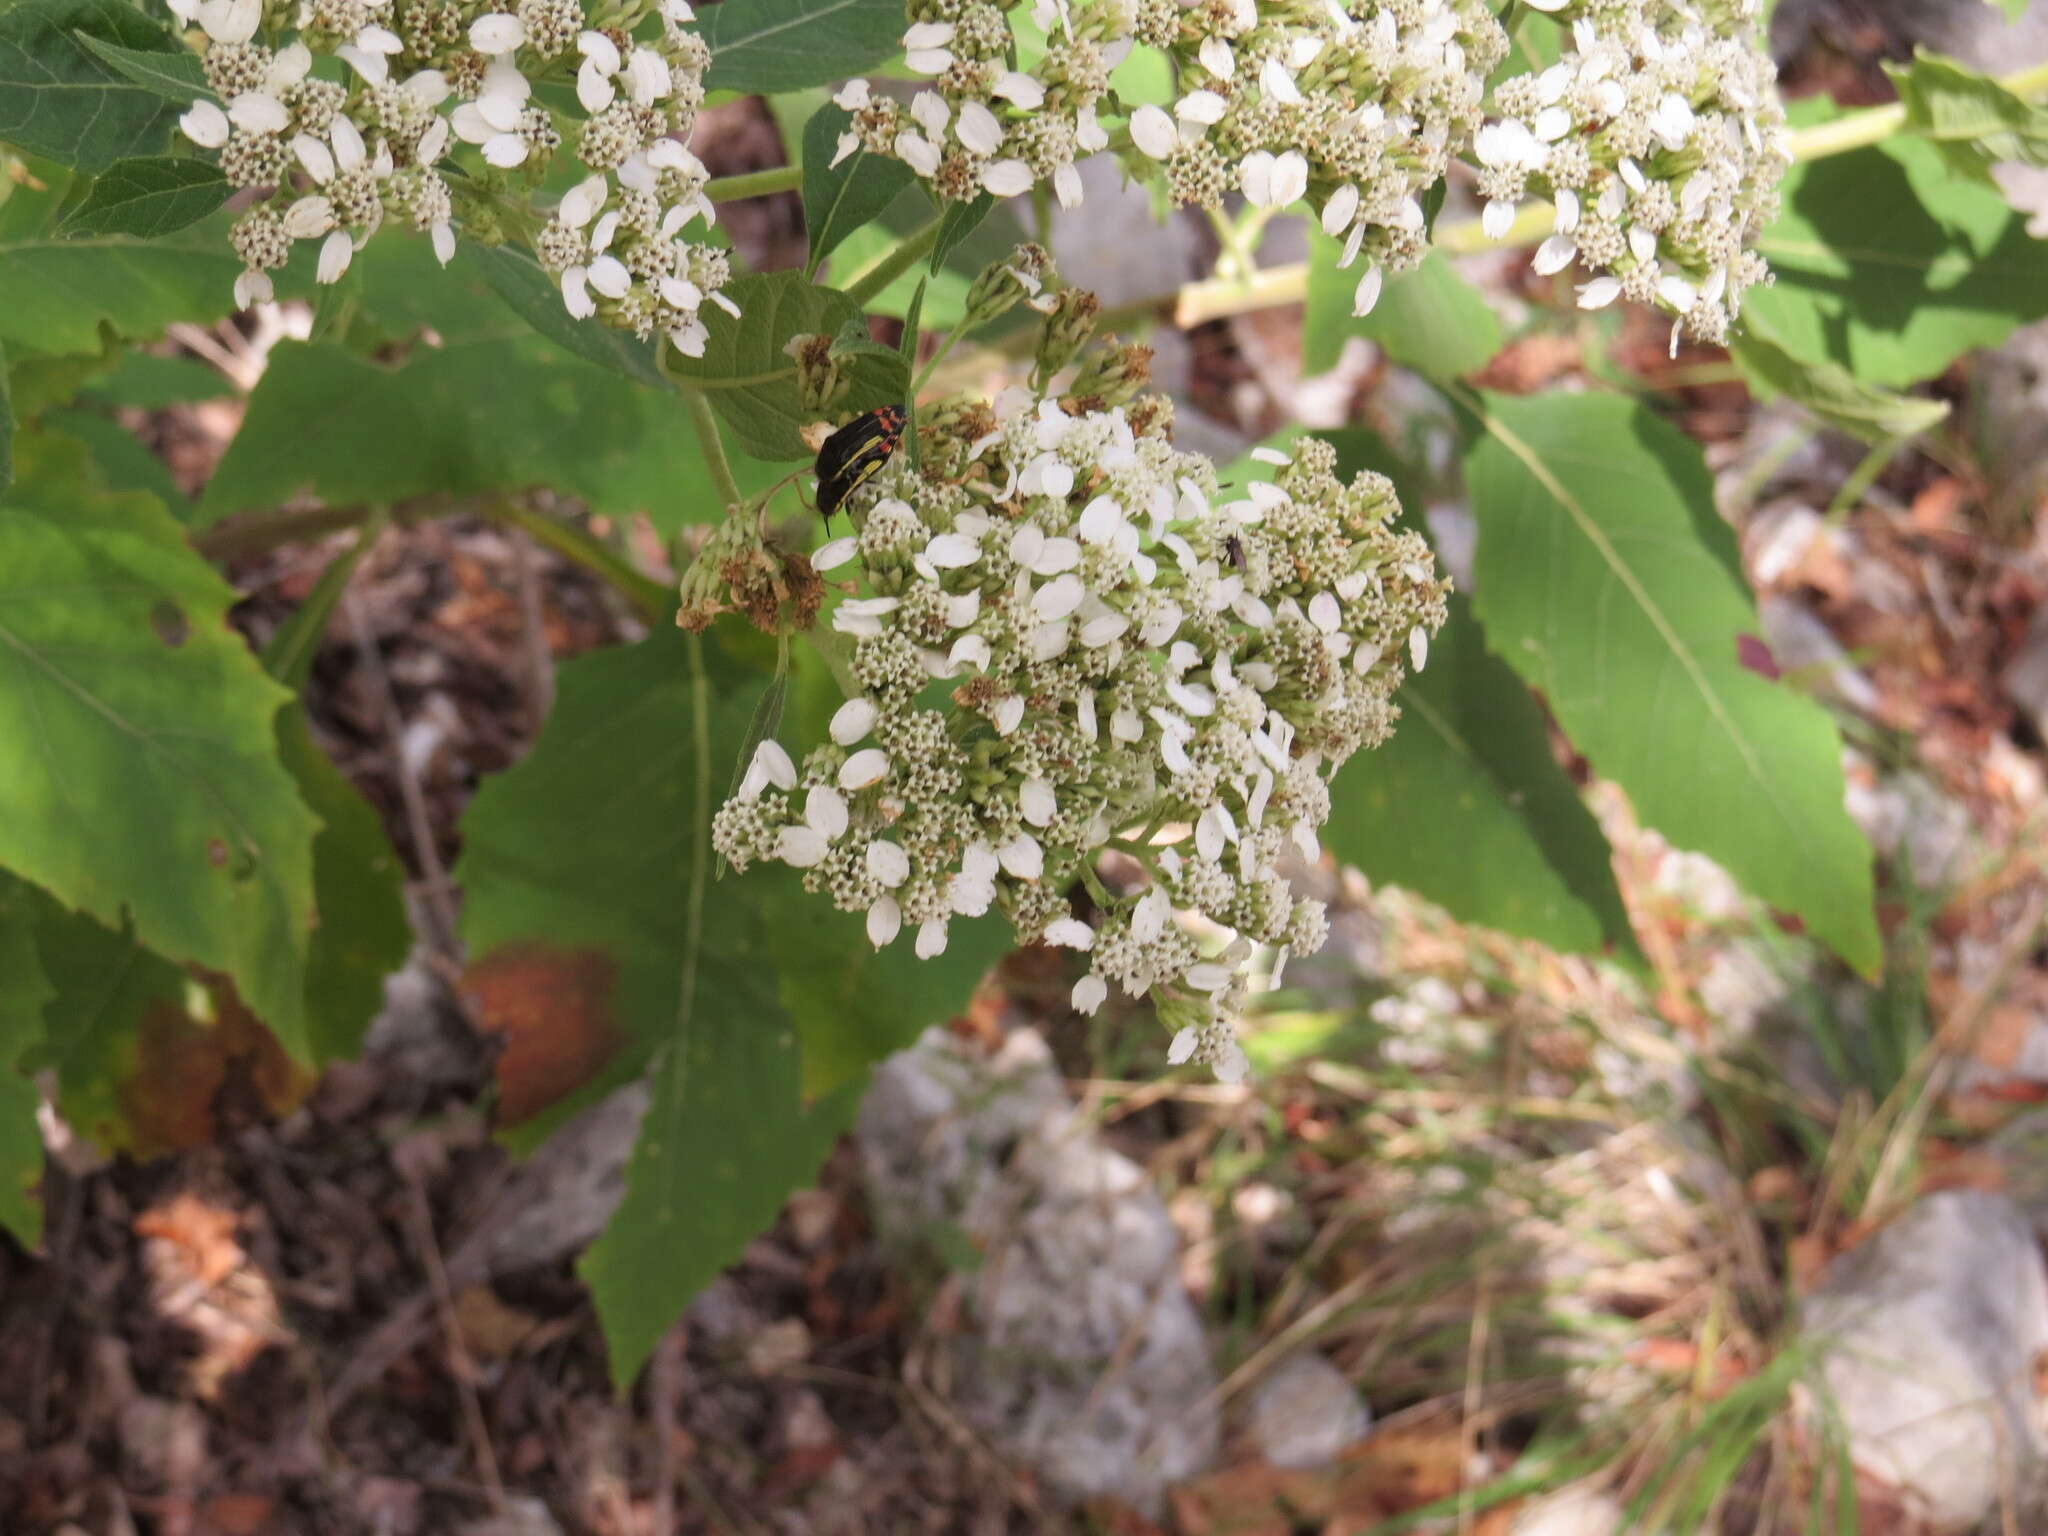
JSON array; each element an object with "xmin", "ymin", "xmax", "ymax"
[
  {"xmin": 1244, "ymin": 1352, "xmax": 1370, "ymax": 1469},
  {"xmin": 482, "ymin": 1082, "xmax": 648, "ymax": 1275},
  {"xmin": 858, "ymin": 1026, "xmax": 1221, "ymax": 1510},
  {"xmin": 1801, "ymin": 1190, "xmax": 2048, "ymax": 1531},
  {"xmin": 1509, "ymin": 1485, "xmax": 1626, "ymax": 1536},
  {"xmin": 1760, "ymin": 596, "xmax": 1880, "ymax": 714},
  {"xmin": 1841, "ymin": 765, "xmax": 1974, "ymax": 892}
]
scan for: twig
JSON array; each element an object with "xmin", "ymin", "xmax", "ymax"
[
  {"xmin": 345, "ymin": 592, "xmax": 460, "ymax": 956},
  {"xmin": 1458, "ymin": 1265, "xmax": 1494, "ymax": 1534},
  {"xmin": 651, "ymin": 1324, "xmax": 682, "ymax": 1536},
  {"xmin": 507, "ymin": 521, "xmax": 555, "ymax": 733},
  {"xmin": 403, "ymin": 1178, "xmax": 506, "ymax": 1511}
]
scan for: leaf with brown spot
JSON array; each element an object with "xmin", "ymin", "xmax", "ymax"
[
  {"xmin": 32, "ymin": 901, "xmax": 310, "ymax": 1157},
  {"xmin": 0, "ymin": 435, "xmax": 316, "ymax": 1049},
  {"xmin": 455, "ymin": 628, "xmax": 1008, "ymax": 1385},
  {"xmin": 464, "ymin": 942, "xmax": 624, "ymax": 1126}
]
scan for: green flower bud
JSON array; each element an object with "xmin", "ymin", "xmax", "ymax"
[{"xmin": 1033, "ymin": 288, "xmax": 1100, "ymax": 380}]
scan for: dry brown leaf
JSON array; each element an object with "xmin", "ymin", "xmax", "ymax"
[
  {"xmin": 133, "ymin": 1192, "xmax": 244, "ymax": 1289},
  {"xmin": 452, "ymin": 1285, "xmax": 545, "ymax": 1360}
]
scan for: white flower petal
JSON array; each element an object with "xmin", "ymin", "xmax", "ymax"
[
  {"xmin": 980, "ymin": 158, "xmax": 1033, "ymax": 197},
  {"xmin": 469, "ymin": 12, "xmax": 525, "ymax": 53},
  {"xmin": 316, "ymin": 229, "xmax": 354, "ymax": 285},
  {"xmin": 840, "ymin": 748, "xmax": 891, "ymax": 790},
  {"xmin": 777, "ymin": 826, "xmax": 829, "ymax": 867},
  {"xmin": 1130, "ymin": 104, "xmax": 1178, "ymax": 160},
  {"xmin": 1043, "ymin": 917, "xmax": 1095, "ymax": 949},
  {"xmin": 867, "ymin": 896, "xmax": 902, "ymax": 947},
  {"xmin": 179, "ymin": 100, "xmax": 231, "ymax": 149},
  {"xmin": 866, "ymin": 840, "xmax": 910, "ymax": 888},
  {"xmin": 1351, "ymin": 266, "xmax": 1383, "ymax": 318},
  {"xmin": 227, "ymin": 91, "xmax": 288, "ymax": 134}
]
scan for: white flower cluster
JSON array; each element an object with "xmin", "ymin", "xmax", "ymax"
[
  {"xmin": 172, "ymin": 0, "xmax": 734, "ymax": 348},
  {"xmin": 712, "ymin": 396, "xmax": 1448, "ymax": 1082},
  {"xmin": 828, "ymin": 0, "xmax": 1135, "ymax": 207},
  {"xmin": 1479, "ymin": 0, "xmax": 1787, "ymax": 345},
  {"xmin": 1127, "ymin": 0, "xmax": 1507, "ymax": 318}
]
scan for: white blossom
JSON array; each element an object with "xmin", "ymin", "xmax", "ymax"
[{"xmin": 711, "ymin": 356, "xmax": 1449, "ymax": 1085}]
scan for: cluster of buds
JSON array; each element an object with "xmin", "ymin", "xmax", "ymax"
[
  {"xmin": 1129, "ymin": 0, "xmax": 1508, "ymax": 318},
  {"xmin": 828, "ymin": 0, "xmax": 1136, "ymax": 207},
  {"xmin": 712, "ymin": 343, "xmax": 1449, "ymax": 1082},
  {"xmin": 1480, "ymin": 0, "xmax": 1787, "ymax": 345},
  {"xmin": 172, "ymin": 0, "xmax": 736, "ymax": 348}
]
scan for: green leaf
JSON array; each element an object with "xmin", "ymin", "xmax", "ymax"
[
  {"xmin": 1746, "ymin": 133, "xmax": 2048, "ymax": 390},
  {"xmin": 1887, "ymin": 50, "xmax": 2048, "ymax": 183},
  {"xmin": 663, "ymin": 270, "xmax": 908, "ymax": 460},
  {"xmin": 60, "ymin": 155, "xmax": 227, "ymax": 238},
  {"xmin": 1328, "ymin": 593, "xmax": 1632, "ymax": 955},
  {"xmin": 801, "ymin": 103, "xmax": 913, "ymax": 271},
  {"xmin": 0, "ymin": 432, "xmax": 317, "ymax": 1049},
  {"xmin": 30, "ymin": 900, "xmax": 188, "ymax": 1155},
  {"xmin": 0, "ymin": 226, "xmax": 240, "ymax": 351},
  {"xmin": 0, "ymin": 0, "xmax": 184, "ymax": 171},
  {"xmin": 28, "ymin": 897, "xmax": 313, "ymax": 1156},
  {"xmin": 83, "ymin": 350, "xmax": 227, "ymax": 408},
  {"xmin": 70, "ymin": 29, "xmax": 210, "ymax": 104},
  {"xmin": 1729, "ymin": 314, "xmax": 1951, "ymax": 443},
  {"xmin": 203, "ymin": 234, "xmax": 782, "ymax": 531},
  {"xmin": 42, "ymin": 406, "xmax": 194, "ymax": 519},
  {"xmin": 701, "ymin": 0, "xmax": 904, "ymax": 93},
  {"xmin": 201, "ymin": 334, "xmax": 778, "ymax": 534},
  {"xmin": 1305, "ymin": 238, "xmax": 1501, "ymax": 381},
  {"xmin": 459, "ymin": 241, "xmax": 668, "ymax": 389},
  {"xmin": 457, "ymin": 627, "xmax": 998, "ymax": 1382},
  {"xmin": 5, "ymin": 341, "xmax": 115, "ymax": 416},
  {"xmin": 278, "ymin": 707, "xmax": 409, "ymax": 1063},
  {"xmin": 0, "ymin": 872, "xmax": 53, "ymax": 1245},
  {"xmin": 1460, "ymin": 391, "xmax": 1880, "ymax": 974},
  {"xmin": 931, "ymin": 192, "xmax": 995, "ymax": 274},
  {"xmin": 259, "ymin": 531, "xmax": 410, "ymax": 1065}
]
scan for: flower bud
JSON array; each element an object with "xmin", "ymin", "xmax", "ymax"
[
  {"xmin": 961, "ymin": 242, "xmax": 1056, "ymax": 328},
  {"xmin": 1065, "ymin": 339, "xmax": 1153, "ymax": 406},
  {"xmin": 1033, "ymin": 288, "xmax": 1100, "ymax": 379}
]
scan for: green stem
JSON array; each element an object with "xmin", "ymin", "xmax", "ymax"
[
  {"xmin": 909, "ymin": 324, "xmax": 971, "ymax": 397},
  {"xmin": 487, "ymin": 498, "xmax": 671, "ymax": 623},
  {"xmin": 703, "ymin": 164, "xmax": 802, "ymax": 202},
  {"xmin": 681, "ymin": 385, "xmax": 744, "ymax": 511},
  {"xmin": 261, "ymin": 510, "xmax": 388, "ymax": 689},
  {"xmin": 844, "ymin": 217, "xmax": 941, "ymax": 306},
  {"xmin": 194, "ymin": 502, "xmax": 379, "ymax": 560}
]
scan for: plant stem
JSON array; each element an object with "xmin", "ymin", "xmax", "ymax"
[
  {"xmin": 487, "ymin": 498, "xmax": 672, "ymax": 623},
  {"xmin": 193, "ymin": 502, "xmax": 378, "ymax": 560},
  {"xmin": 681, "ymin": 385, "xmax": 744, "ymax": 511},
  {"xmin": 909, "ymin": 324, "xmax": 971, "ymax": 397},
  {"xmin": 261, "ymin": 510, "xmax": 387, "ymax": 689},
  {"xmin": 703, "ymin": 164, "xmax": 802, "ymax": 202},
  {"xmin": 843, "ymin": 217, "xmax": 941, "ymax": 306}
]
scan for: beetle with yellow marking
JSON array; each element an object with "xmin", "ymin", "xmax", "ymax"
[{"xmin": 813, "ymin": 404, "xmax": 907, "ymax": 521}]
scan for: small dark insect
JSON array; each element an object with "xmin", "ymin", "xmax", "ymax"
[
  {"xmin": 814, "ymin": 404, "xmax": 907, "ymax": 520},
  {"xmin": 1223, "ymin": 533, "xmax": 1247, "ymax": 572}
]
